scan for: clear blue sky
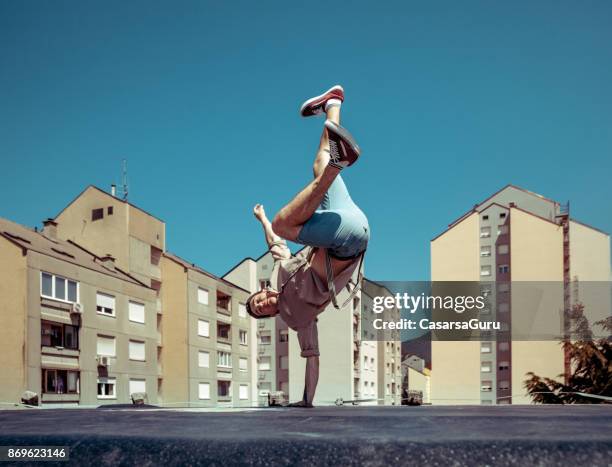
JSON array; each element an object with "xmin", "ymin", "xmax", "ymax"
[{"xmin": 1, "ymin": 0, "xmax": 611, "ymax": 280}]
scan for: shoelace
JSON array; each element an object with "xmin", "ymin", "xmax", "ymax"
[{"xmin": 329, "ymin": 139, "xmax": 340, "ymax": 163}]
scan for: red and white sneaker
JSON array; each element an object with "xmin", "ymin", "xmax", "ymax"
[{"xmin": 299, "ymin": 85, "xmax": 344, "ymax": 117}]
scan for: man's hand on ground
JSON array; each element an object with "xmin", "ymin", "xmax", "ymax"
[
  {"xmin": 285, "ymin": 400, "xmax": 314, "ymax": 408},
  {"xmin": 253, "ymin": 203, "xmax": 266, "ymax": 222}
]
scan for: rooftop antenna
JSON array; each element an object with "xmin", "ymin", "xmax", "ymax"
[{"xmin": 121, "ymin": 159, "xmax": 129, "ymax": 201}]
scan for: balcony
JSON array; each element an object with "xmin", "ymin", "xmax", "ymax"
[
  {"xmin": 216, "ymin": 291, "xmax": 232, "ymax": 316},
  {"xmin": 156, "ymin": 299, "xmax": 162, "ymax": 314}
]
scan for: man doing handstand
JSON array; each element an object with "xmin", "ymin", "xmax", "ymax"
[{"xmin": 246, "ymin": 85, "xmax": 369, "ymax": 407}]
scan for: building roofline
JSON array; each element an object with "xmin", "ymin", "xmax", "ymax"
[
  {"xmin": 0, "ymin": 232, "xmax": 28, "ymax": 255},
  {"xmin": 510, "ymin": 205, "xmax": 560, "ymax": 227},
  {"xmin": 66, "ymin": 240, "xmax": 153, "ymax": 289},
  {"xmin": 54, "ymin": 185, "xmax": 165, "ymax": 224},
  {"xmin": 477, "ymin": 184, "xmax": 559, "ymax": 210},
  {"xmin": 222, "ymin": 256, "xmax": 258, "ymax": 278},
  {"xmin": 432, "ymin": 184, "xmax": 560, "ymax": 242},
  {"xmin": 0, "ymin": 226, "xmax": 151, "ymax": 289},
  {"xmin": 164, "ymin": 252, "xmax": 251, "ymax": 294},
  {"xmin": 569, "ymin": 218, "xmax": 610, "ymax": 236},
  {"xmin": 430, "ymin": 211, "xmax": 478, "ymax": 243}
]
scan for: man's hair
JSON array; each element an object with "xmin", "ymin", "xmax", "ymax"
[{"xmin": 245, "ymin": 292, "xmax": 265, "ymax": 319}]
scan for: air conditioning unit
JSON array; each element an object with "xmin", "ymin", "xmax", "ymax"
[
  {"xmin": 71, "ymin": 303, "xmax": 83, "ymax": 314},
  {"xmin": 97, "ymin": 355, "xmax": 110, "ymax": 367}
]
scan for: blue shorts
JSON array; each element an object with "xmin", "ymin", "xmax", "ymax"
[{"xmin": 296, "ymin": 175, "xmax": 369, "ymax": 259}]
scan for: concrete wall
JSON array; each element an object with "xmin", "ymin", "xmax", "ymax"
[
  {"xmin": 478, "ymin": 186, "xmax": 558, "ymax": 221},
  {"xmin": 56, "ymin": 187, "xmax": 130, "ymax": 271},
  {"xmin": 159, "ymin": 256, "xmax": 189, "ymax": 403},
  {"xmin": 431, "ymin": 212, "xmax": 481, "ymax": 404},
  {"xmin": 509, "ymin": 207, "xmax": 564, "ymax": 404},
  {"xmin": 289, "ymin": 288, "xmax": 354, "ymax": 405},
  {"xmin": 0, "ymin": 238, "xmax": 27, "ymax": 403}
]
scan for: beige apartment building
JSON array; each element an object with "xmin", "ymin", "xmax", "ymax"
[
  {"xmin": 161, "ymin": 253, "xmax": 253, "ymax": 406},
  {"xmin": 0, "ymin": 217, "xmax": 158, "ymax": 406},
  {"xmin": 23, "ymin": 184, "xmax": 256, "ymax": 406},
  {"xmin": 430, "ymin": 184, "xmax": 610, "ymax": 405},
  {"xmin": 362, "ymin": 279, "xmax": 402, "ymax": 405}
]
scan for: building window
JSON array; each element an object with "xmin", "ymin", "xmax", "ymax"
[
  {"xmin": 217, "ymin": 291, "xmax": 231, "ymax": 313},
  {"xmin": 259, "ymin": 356, "xmax": 271, "ymax": 371},
  {"xmin": 499, "ymin": 342, "xmax": 510, "ymax": 352},
  {"xmin": 480, "ymin": 265, "xmax": 491, "ymax": 277},
  {"xmin": 107, "ymin": 206, "xmax": 114, "ymax": 215},
  {"xmin": 239, "ymin": 384, "xmax": 249, "ymax": 400},
  {"xmin": 218, "ymin": 380, "xmax": 231, "ymax": 399},
  {"xmin": 353, "ymin": 297, "xmax": 360, "ymax": 311},
  {"xmin": 217, "ymin": 351, "xmax": 232, "ymax": 368},
  {"xmin": 97, "ymin": 377, "xmax": 116, "ymax": 399},
  {"xmin": 279, "ymin": 330, "xmax": 288, "ymax": 343},
  {"xmin": 41, "ymin": 272, "xmax": 78, "ymax": 303},
  {"xmin": 498, "ymin": 265, "xmax": 509, "ymax": 274},
  {"xmin": 96, "ymin": 335, "xmax": 116, "ymax": 357},
  {"xmin": 96, "ymin": 292, "xmax": 115, "ymax": 316},
  {"xmin": 260, "ymin": 333, "xmax": 271, "ymax": 345},
  {"xmin": 91, "ymin": 208, "xmax": 104, "ymax": 221},
  {"xmin": 129, "ymin": 340, "xmax": 146, "ymax": 361},
  {"xmin": 199, "ymin": 351, "xmax": 210, "ymax": 368},
  {"xmin": 198, "ymin": 319, "xmax": 210, "ymax": 337},
  {"xmin": 481, "ymin": 342, "xmax": 492, "ymax": 353},
  {"xmin": 279, "ymin": 356, "xmax": 289, "ymax": 370},
  {"xmin": 239, "ymin": 330, "xmax": 247, "ymax": 345},
  {"xmin": 480, "ymin": 246, "xmax": 491, "ymax": 257},
  {"xmin": 238, "ymin": 303, "xmax": 247, "ymax": 318},
  {"xmin": 239, "ymin": 357, "xmax": 248, "ymax": 371},
  {"xmin": 197, "ymin": 288, "xmax": 209, "ymax": 305},
  {"xmin": 129, "ymin": 379, "xmax": 146, "ymax": 396},
  {"xmin": 480, "ymin": 227, "xmax": 491, "ymax": 238},
  {"xmin": 481, "ymin": 362, "xmax": 492, "ymax": 373},
  {"xmin": 481, "ymin": 287, "xmax": 492, "ymax": 297},
  {"xmin": 43, "ymin": 369, "xmax": 79, "ymax": 394},
  {"xmin": 499, "ymin": 380, "xmax": 510, "ymax": 390},
  {"xmin": 129, "ymin": 301, "xmax": 145, "ymax": 323},
  {"xmin": 482, "ymin": 215, "xmax": 489, "ymax": 221},
  {"xmin": 217, "ymin": 323, "xmax": 231, "ymax": 342},
  {"xmin": 499, "ymin": 361, "xmax": 510, "ymax": 371},
  {"xmin": 198, "ymin": 382, "xmax": 210, "ymax": 400},
  {"xmin": 498, "ymin": 244, "xmax": 509, "ymax": 255},
  {"xmin": 498, "ymin": 225, "xmax": 508, "ymax": 235},
  {"xmin": 481, "ymin": 381, "xmax": 492, "ymax": 392},
  {"xmin": 41, "ymin": 321, "xmax": 79, "ymax": 350},
  {"xmin": 500, "ymin": 212, "xmax": 507, "ymax": 219},
  {"xmin": 259, "ymin": 280, "xmax": 271, "ymax": 289}
]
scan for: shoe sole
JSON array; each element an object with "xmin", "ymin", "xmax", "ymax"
[
  {"xmin": 300, "ymin": 85, "xmax": 344, "ymax": 117},
  {"xmin": 325, "ymin": 120, "xmax": 361, "ymax": 165}
]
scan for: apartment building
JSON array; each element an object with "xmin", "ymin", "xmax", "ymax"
[
  {"xmin": 161, "ymin": 253, "xmax": 253, "ymax": 407},
  {"xmin": 362, "ymin": 279, "xmax": 402, "ymax": 405},
  {"xmin": 0, "ymin": 217, "xmax": 157, "ymax": 406},
  {"xmin": 224, "ymin": 250, "xmax": 289, "ymax": 403},
  {"xmin": 50, "ymin": 185, "xmax": 255, "ymax": 406},
  {"xmin": 430, "ymin": 184, "xmax": 610, "ymax": 404}
]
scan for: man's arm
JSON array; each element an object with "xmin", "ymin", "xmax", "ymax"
[
  {"xmin": 253, "ymin": 204, "xmax": 283, "ymax": 248},
  {"xmin": 304, "ymin": 356, "xmax": 319, "ymax": 405}
]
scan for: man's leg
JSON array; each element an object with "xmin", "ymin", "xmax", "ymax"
[{"xmin": 272, "ymin": 105, "xmax": 343, "ymax": 241}]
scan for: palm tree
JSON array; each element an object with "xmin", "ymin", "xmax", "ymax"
[{"xmin": 524, "ymin": 303, "xmax": 612, "ymax": 404}]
